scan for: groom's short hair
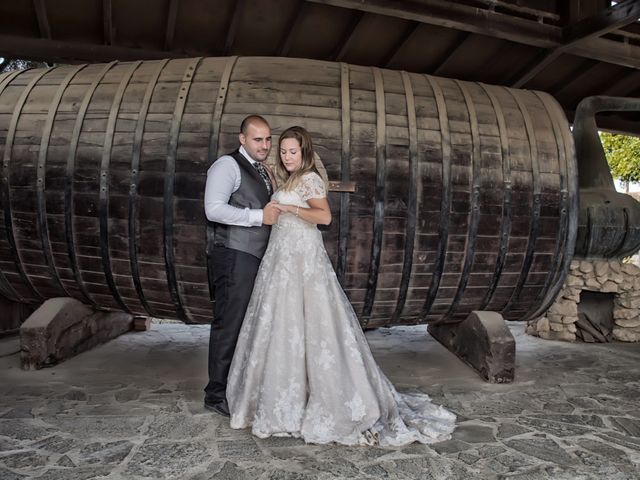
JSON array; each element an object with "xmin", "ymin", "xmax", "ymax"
[{"xmin": 240, "ymin": 115, "xmax": 269, "ymax": 134}]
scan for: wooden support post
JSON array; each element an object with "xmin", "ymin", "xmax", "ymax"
[
  {"xmin": 20, "ymin": 298, "xmax": 133, "ymax": 370},
  {"xmin": 428, "ymin": 311, "xmax": 516, "ymax": 383},
  {"xmin": 133, "ymin": 317, "xmax": 152, "ymax": 331}
]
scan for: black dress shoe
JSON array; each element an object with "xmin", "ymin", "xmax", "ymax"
[{"xmin": 204, "ymin": 399, "xmax": 230, "ymax": 417}]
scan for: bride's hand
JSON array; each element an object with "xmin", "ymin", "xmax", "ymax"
[{"xmin": 272, "ymin": 203, "xmax": 291, "ymax": 213}]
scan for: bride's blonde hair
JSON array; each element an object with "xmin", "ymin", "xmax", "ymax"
[{"xmin": 276, "ymin": 126, "xmax": 321, "ymax": 191}]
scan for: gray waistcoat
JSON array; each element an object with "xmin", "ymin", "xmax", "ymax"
[{"xmin": 212, "ymin": 150, "xmax": 271, "ymax": 259}]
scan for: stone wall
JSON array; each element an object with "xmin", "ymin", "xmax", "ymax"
[{"xmin": 526, "ymin": 260, "xmax": 640, "ymax": 342}]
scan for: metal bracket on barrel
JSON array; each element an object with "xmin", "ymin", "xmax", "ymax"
[
  {"xmin": 428, "ymin": 311, "xmax": 516, "ymax": 383},
  {"xmin": 328, "ymin": 181, "xmax": 356, "ymax": 193}
]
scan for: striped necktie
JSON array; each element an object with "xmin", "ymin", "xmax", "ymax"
[{"xmin": 253, "ymin": 162, "xmax": 273, "ymax": 195}]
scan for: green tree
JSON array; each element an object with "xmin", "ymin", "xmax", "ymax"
[{"xmin": 600, "ymin": 132, "xmax": 640, "ymax": 192}]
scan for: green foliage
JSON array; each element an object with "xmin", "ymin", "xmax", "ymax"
[{"xmin": 600, "ymin": 132, "xmax": 640, "ymax": 186}]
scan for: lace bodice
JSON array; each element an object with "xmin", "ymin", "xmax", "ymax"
[{"xmin": 273, "ymin": 172, "xmax": 326, "ymax": 231}]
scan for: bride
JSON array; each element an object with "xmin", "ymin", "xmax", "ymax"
[{"xmin": 226, "ymin": 126, "xmax": 456, "ymax": 446}]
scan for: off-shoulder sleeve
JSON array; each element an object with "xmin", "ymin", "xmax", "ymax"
[{"xmin": 297, "ymin": 173, "xmax": 327, "ymax": 201}]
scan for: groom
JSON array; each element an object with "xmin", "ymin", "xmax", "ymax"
[{"xmin": 203, "ymin": 115, "xmax": 280, "ymax": 416}]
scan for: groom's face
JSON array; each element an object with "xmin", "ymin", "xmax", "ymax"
[{"xmin": 239, "ymin": 121, "xmax": 272, "ymax": 163}]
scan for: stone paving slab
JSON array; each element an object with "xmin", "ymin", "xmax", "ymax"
[{"xmin": 1, "ymin": 323, "xmax": 639, "ymax": 479}]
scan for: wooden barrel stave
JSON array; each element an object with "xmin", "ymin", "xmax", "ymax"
[{"xmin": 0, "ymin": 57, "xmax": 575, "ymax": 325}]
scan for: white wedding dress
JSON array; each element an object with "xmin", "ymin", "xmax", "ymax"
[{"xmin": 226, "ymin": 172, "xmax": 456, "ymax": 446}]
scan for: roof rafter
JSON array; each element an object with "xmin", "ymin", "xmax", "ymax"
[
  {"xmin": 224, "ymin": 0, "xmax": 245, "ymax": 55},
  {"xmin": 511, "ymin": 0, "xmax": 640, "ymax": 87},
  {"xmin": 552, "ymin": 61, "xmax": 601, "ymax": 101},
  {"xmin": 33, "ymin": 0, "xmax": 52, "ymax": 40},
  {"xmin": 602, "ymin": 69, "xmax": 640, "ymax": 97},
  {"xmin": 382, "ymin": 21, "xmax": 420, "ymax": 68},
  {"xmin": 103, "ymin": 0, "xmax": 113, "ymax": 45},
  {"xmin": 432, "ymin": 32, "xmax": 471, "ymax": 76},
  {"xmin": 277, "ymin": 2, "xmax": 306, "ymax": 56},
  {"xmin": 164, "ymin": 0, "xmax": 180, "ymax": 51},
  {"xmin": 331, "ymin": 10, "xmax": 365, "ymax": 62}
]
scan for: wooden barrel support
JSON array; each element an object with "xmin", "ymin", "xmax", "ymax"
[{"xmin": 0, "ymin": 57, "xmax": 577, "ymax": 327}]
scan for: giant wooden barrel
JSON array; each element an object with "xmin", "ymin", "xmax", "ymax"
[{"xmin": 0, "ymin": 57, "xmax": 577, "ymax": 327}]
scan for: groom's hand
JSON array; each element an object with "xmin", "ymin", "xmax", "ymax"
[{"xmin": 263, "ymin": 202, "xmax": 281, "ymax": 225}]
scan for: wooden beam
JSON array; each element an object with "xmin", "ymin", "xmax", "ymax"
[
  {"xmin": 32, "ymin": 0, "xmax": 52, "ymax": 40},
  {"xmin": 277, "ymin": 2, "xmax": 306, "ymax": 56},
  {"xmin": 382, "ymin": 21, "xmax": 419, "ymax": 68},
  {"xmin": 103, "ymin": 0, "xmax": 113, "ymax": 45},
  {"xmin": 164, "ymin": 0, "xmax": 180, "ymax": 51},
  {"xmin": 571, "ymin": 36, "xmax": 640, "ymax": 69},
  {"xmin": 307, "ymin": 0, "xmax": 640, "ymax": 74},
  {"xmin": 601, "ymin": 70, "xmax": 640, "ymax": 97},
  {"xmin": 331, "ymin": 10, "xmax": 364, "ymax": 62},
  {"xmin": 432, "ymin": 32, "xmax": 470, "ymax": 76},
  {"xmin": 473, "ymin": 0, "xmax": 560, "ymax": 22},
  {"xmin": 510, "ymin": 50, "xmax": 560, "ymax": 88},
  {"xmin": 224, "ymin": 0, "xmax": 245, "ymax": 55},
  {"xmin": 0, "ymin": 34, "xmax": 188, "ymax": 63},
  {"xmin": 564, "ymin": 0, "xmax": 640, "ymax": 43},
  {"xmin": 511, "ymin": 0, "xmax": 640, "ymax": 87},
  {"xmin": 306, "ymin": 0, "xmax": 561, "ymax": 48}
]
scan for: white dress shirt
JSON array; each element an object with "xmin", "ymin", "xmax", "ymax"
[{"xmin": 204, "ymin": 145, "xmax": 265, "ymax": 226}]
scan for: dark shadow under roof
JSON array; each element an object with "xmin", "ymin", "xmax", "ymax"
[{"xmin": 1, "ymin": 0, "xmax": 639, "ymax": 134}]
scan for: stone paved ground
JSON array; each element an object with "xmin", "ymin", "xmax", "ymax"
[{"xmin": 1, "ymin": 322, "xmax": 639, "ymax": 479}]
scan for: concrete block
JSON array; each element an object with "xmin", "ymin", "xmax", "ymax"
[{"xmin": 20, "ymin": 297, "xmax": 133, "ymax": 370}]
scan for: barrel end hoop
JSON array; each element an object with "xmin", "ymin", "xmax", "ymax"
[{"xmin": 428, "ymin": 311, "xmax": 515, "ymax": 383}]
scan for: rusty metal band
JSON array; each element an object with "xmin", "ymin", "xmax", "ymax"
[
  {"xmin": 503, "ymin": 89, "xmax": 541, "ymax": 315},
  {"xmin": 129, "ymin": 59, "xmax": 169, "ymax": 317},
  {"xmin": 421, "ymin": 75, "xmax": 451, "ymax": 319},
  {"xmin": 65, "ymin": 61, "xmax": 118, "ymax": 307},
  {"xmin": 447, "ymin": 79, "xmax": 481, "ymax": 317},
  {"xmin": 36, "ymin": 64, "xmax": 87, "ymax": 299},
  {"xmin": 525, "ymin": 92, "xmax": 578, "ymax": 320},
  {"xmin": 392, "ymin": 71, "xmax": 418, "ymax": 322},
  {"xmin": 479, "ymin": 83, "xmax": 512, "ymax": 311},
  {"xmin": 0, "ymin": 69, "xmax": 28, "ymax": 302},
  {"xmin": 99, "ymin": 61, "xmax": 141, "ymax": 313},
  {"xmin": 336, "ymin": 62, "xmax": 351, "ymax": 286},
  {"xmin": 2, "ymin": 68, "xmax": 51, "ymax": 302},
  {"xmin": 206, "ymin": 55, "xmax": 238, "ymax": 302},
  {"xmin": 362, "ymin": 67, "xmax": 386, "ymax": 322},
  {"xmin": 164, "ymin": 57, "xmax": 203, "ymax": 322}
]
